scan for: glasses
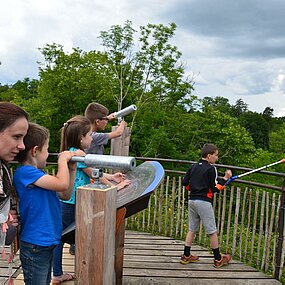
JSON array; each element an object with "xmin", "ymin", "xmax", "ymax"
[{"xmin": 99, "ymin": 118, "xmax": 109, "ymax": 121}]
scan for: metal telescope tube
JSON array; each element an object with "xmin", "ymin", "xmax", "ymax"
[
  {"xmin": 114, "ymin": 105, "xmax": 137, "ymax": 121},
  {"xmin": 71, "ymin": 154, "xmax": 136, "ymax": 171}
]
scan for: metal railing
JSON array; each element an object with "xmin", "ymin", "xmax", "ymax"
[
  {"xmin": 128, "ymin": 157, "xmax": 285, "ymax": 282},
  {"xmin": 16, "ymin": 154, "xmax": 285, "ymax": 282}
]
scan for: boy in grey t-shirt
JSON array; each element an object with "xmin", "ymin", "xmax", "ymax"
[{"xmin": 85, "ymin": 102, "xmax": 127, "ymax": 155}]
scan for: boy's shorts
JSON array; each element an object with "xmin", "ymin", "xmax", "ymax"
[{"xmin": 188, "ymin": 199, "xmax": 217, "ymax": 234}]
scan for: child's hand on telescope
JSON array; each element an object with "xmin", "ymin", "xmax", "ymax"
[
  {"xmin": 73, "ymin": 149, "xmax": 86, "ymax": 156},
  {"xmin": 119, "ymin": 120, "xmax": 128, "ymax": 127},
  {"xmin": 107, "ymin": 113, "xmax": 115, "ymax": 121},
  {"xmin": 66, "ymin": 149, "xmax": 86, "ymax": 171}
]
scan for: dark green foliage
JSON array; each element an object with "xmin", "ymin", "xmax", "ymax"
[
  {"xmin": 238, "ymin": 111, "xmax": 270, "ymax": 149},
  {"xmin": 1, "ymin": 21, "xmax": 284, "ymax": 171}
]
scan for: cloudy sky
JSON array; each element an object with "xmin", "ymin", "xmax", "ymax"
[{"xmin": 1, "ymin": 0, "xmax": 285, "ymax": 116}]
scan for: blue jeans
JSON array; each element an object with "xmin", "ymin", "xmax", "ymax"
[
  {"xmin": 20, "ymin": 240, "xmax": 56, "ymax": 285},
  {"xmin": 53, "ymin": 202, "xmax": 75, "ymax": 277}
]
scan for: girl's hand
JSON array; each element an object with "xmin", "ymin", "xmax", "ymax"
[
  {"xmin": 111, "ymin": 172, "xmax": 126, "ymax": 183},
  {"xmin": 116, "ymin": 179, "xmax": 131, "ymax": 190}
]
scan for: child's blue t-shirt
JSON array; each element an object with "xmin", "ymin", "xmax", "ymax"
[
  {"xmin": 62, "ymin": 147, "xmax": 91, "ymax": 205},
  {"xmin": 13, "ymin": 165, "xmax": 62, "ymax": 246}
]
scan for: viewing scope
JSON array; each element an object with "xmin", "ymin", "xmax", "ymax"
[
  {"xmin": 114, "ymin": 105, "xmax": 137, "ymax": 122},
  {"xmin": 71, "ymin": 154, "xmax": 136, "ymax": 172}
]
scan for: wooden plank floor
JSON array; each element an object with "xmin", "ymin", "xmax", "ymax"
[
  {"xmin": 0, "ymin": 246, "xmax": 21, "ymax": 285},
  {"xmin": 11, "ymin": 231, "xmax": 282, "ymax": 285}
]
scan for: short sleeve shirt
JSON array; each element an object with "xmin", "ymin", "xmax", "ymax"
[
  {"xmin": 13, "ymin": 165, "xmax": 61, "ymax": 246},
  {"xmin": 62, "ymin": 147, "xmax": 91, "ymax": 204},
  {"xmin": 87, "ymin": 132, "xmax": 109, "ymax": 155}
]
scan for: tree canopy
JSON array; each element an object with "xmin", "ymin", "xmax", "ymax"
[{"xmin": 0, "ymin": 21, "xmax": 284, "ymax": 173}]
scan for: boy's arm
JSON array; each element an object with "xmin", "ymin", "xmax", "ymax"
[
  {"xmin": 99, "ymin": 176, "xmax": 114, "ymax": 187},
  {"xmin": 82, "ymin": 167, "xmax": 93, "ymax": 178},
  {"xmin": 210, "ymin": 167, "xmax": 232, "ymax": 192},
  {"xmin": 108, "ymin": 121, "xmax": 127, "ymax": 139},
  {"xmin": 58, "ymin": 167, "xmax": 76, "ymax": 200},
  {"xmin": 182, "ymin": 167, "xmax": 192, "ymax": 186},
  {"xmin": 34, "ymin": 150, "xmax": 83, "ymax": 192}
]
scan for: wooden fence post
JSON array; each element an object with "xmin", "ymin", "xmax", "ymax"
[
  {"xmin": 75, "ymin": 185, "xmax": 117, "ymax": 285},
  {"xmin": 274, "ymin": 178, "xmax": 285, "ymax": 280}
]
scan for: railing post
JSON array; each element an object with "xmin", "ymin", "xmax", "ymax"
[
  {"xmin": 75, "ymin": 185, "xmax": 117, "ymax": 285},
  {"xmin": 274, "ymin": 178, "xmax": 285, "ymax": 280}
]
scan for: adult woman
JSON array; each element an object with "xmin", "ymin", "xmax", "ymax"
[{"xmin": 0, "ymin": 102, "xmax": 29, "ymax": 245}]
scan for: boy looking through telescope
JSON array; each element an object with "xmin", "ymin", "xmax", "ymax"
[{"xmin": 84, "ymin": 102, "xmax": 128, "ymax": 155}]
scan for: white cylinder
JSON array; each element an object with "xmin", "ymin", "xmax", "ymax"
[
  {"xmin": 114, "ymin": 105, "xmax": 137, "ymax": 119},
  {"xmin": 71, "ymin": 154, "xmax": 136, "ymax": 171}
]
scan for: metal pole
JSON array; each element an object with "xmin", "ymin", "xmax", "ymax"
[
  {"xmin": 225, "ymin": 158, "xmax": 285, "ymax": 186},
  {"xmin": 238, "ymin": 159, "xmax": 285, "ymax": 178},
  {"xmin": 274, "ymin": 178, "xmax": 285, "ymax": 280}
]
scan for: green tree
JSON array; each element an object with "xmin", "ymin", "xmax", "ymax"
[
  {"xmin": 183, "ymin": 108, "xmax": 256, "ymax": 165},
  {"xmin": 131, "ymin": 103, "xmax": 256, "ymax": 166},
  {"xmin": 201, "ymin": 96, "xmax": 232, "ymax": 115},
  {"xmin": 269, "ymin": 122, "xmax": 285, "ymax": 154},
  {"xmin": 19, "ymin": 44, "xmax": 113, "ymax": 151},
  {"xmin": 1, "ymin": 79, "xmax": 38, "ymax": 102},
  {"xmin": 99, "ymin": 21, "xmax": 194, "ymax": 128},
  {"xmin": 262, "ymin": 106, "xmax": 274, "ymax": 119},
  {"xmin": 20, "ymin": 21, "xmax": 195, "ymax": 151},
  {"xmin": 238, "ymin": 111, "xmax": 270, "ymax": 149},
  {"xmin": 0, "ymin": 83, "xmax": 9, "ymax": 94},
  {"xmin": 13, "ymin": 78, "xmax": 39, "ymax": 100},
  {"xmin": 231, "ymin": 98, "xmax": 248, "ymax": 117}
]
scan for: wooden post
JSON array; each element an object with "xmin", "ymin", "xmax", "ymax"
[
  {"xmin": 111, "ymin": 126, "xmax": 130, "ymax": 284},
  {"xmin": 115, "ymin": 212, "xmax": 126, "ymax": 285},
  {"xmin": 75, "ymin": 184, "xmax": 117, "ymax": 285},
  {"xmin": 110, "ymin": 126, "xmax": 131, "ymax": 157},
  {"xmin": 274, "ymin": 178, "xmax": 285, "ymax": 280}
]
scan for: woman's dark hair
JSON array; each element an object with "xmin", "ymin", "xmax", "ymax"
[
  {"xmin": 60, "ymin": 115, "xmax": 91, "ymax": 151},
  {"xmin": 0, "ymin": 102, "xmax": 29, "ymax": 132}
]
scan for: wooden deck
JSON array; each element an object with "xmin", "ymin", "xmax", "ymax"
[{"xmin": 5, "ymin": 231, "xmax": 281, "ymax": 285}]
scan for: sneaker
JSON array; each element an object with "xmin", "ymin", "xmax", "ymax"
[
  {"xmin": 214, "ymin": 254, "xmax": 232, "ymax": 268},
  {"xmin": 180, "ymin": 254, "xmax": 199, "ymax": 264},
  {"xmin": 69, "ymin": 244, "xmax": 75, "ymax": 255}
]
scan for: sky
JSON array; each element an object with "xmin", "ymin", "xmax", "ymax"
[{"xmin": 1, "ymin": 0, "xmax": 285, "ymax": 117}]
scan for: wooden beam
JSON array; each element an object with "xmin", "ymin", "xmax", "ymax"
[{"xmin": 75, "ymin": 185, "xmax": 117, "ymax": 285}]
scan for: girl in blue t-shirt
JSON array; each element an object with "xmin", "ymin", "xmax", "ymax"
[
  {"xmin": 13, "ymin": 122, "xmax": 84, "ymax": 285},
  {"xmin": 52, "ymin": 115, "xmax": 130, "ymax": 284}
]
